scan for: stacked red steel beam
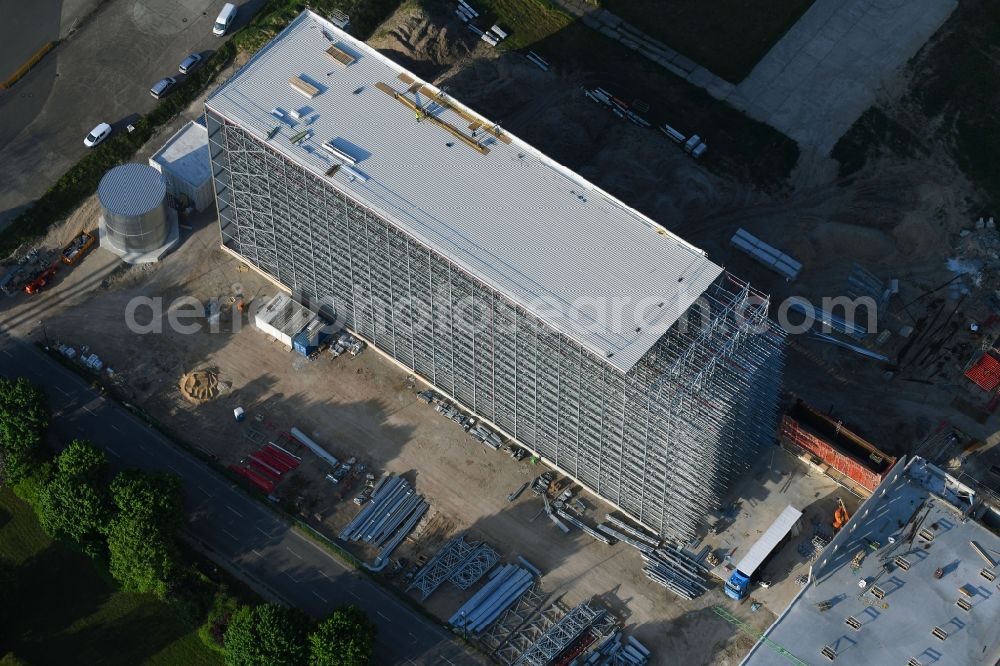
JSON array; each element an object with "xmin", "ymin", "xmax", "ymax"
[{"xmin": 965, "ymin": 353, "xmax": 1000, "ymax": 392}]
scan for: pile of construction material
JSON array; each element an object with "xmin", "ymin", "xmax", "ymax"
[
  {"xmin": 454, "ymin": 1, "xmax": 509, "ymax": 47},
  {"xmin": 596, "ymin": 515, "xmax": 661, "ymax": 554},
  {"xmin": 339, "ymin": 475, "xmax": 429, "ymax": 569},
  {"xmin": 524, "ymin": 51, "xmax": 549, "ymax": 71},
  {"xmin": 329, "ymin": 329, "xmax": 365, "ymax": 357},
  {"xmin": 583, "ymin": 88, "xmax": 651, "ymax": 128},
  {"xmin": 449, "ymin": 564, "xmax": 534, "ymax": 634},
  {"xmin": 419, "ymin": 389, "xmax": 505, "ymax": 450},
  {"xmin": 408, "ymin": 533, "xmax": 501, "ymax": 600},
  {"xmin": 588, "ymin": 632, "xmax": 651, "ymax": 665},
  {"xmin": 229, "ymin": 441, "xmax": 300, "ymax": 493},
  {"xmin": 641, "ymin": 545, "xmax": 710, "ymax": 600}
]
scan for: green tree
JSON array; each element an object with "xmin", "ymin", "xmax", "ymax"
[
  {"xmin": 105, "ymin": 470, "xmax": 184, "ymax": 598},
  {"xmin": 308, "ymin": 605, "xmax": 376, "ymax": 666},
  {"xmin": 0, "ymin": 377, "xmax": 50, "ymax": 482},
  {"xmin": 224, "ymin": 603, "xmax": 310, "ymax": 666},
  {"xmin": 38, "ymin": 440, "xmax": 111, "ymax": 557}
]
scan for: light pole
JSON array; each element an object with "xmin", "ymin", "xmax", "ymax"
[{"xmin": 38, "ymin": 320, "xmax": 50, "ymax": 348}]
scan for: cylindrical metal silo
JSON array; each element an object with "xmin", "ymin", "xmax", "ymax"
[{"xmin": 98, "ymin": 163, "xmax": 169, "ymax": 253}]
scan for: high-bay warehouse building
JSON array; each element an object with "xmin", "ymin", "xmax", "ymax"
[{"xmin": 204, "ymin": 10, "xmax": 785, "ymax": 541}]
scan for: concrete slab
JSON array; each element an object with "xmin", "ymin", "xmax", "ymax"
[{"xmin": 727, "ymin": 0, "xmax": 957, "ymax": 154}]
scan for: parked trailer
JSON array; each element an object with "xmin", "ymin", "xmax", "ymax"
[{"xmin": 725, "ymin": 505, "xmax": 802, "ymax": 600}]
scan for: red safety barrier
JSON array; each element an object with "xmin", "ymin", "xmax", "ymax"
[
  {"xmin": 248, "ymin": 456, "xmax": 282, "ymax": 481},
  {"xmin": 265, "ymin": 443, "xmax": 301, "ymax": 468},
  {"xmin": 229, "ymin": 464, "xmax": 275, "ymax": 493},
  {"xmin": 965, "ymin": 353, "xmax": 1000, "ymax": 392},
  {"xmin": 255, "ymin": 448, "xmax": 294, "ymax": 472}
]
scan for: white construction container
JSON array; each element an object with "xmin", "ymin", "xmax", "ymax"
[
  {"xmin": 149, "ymin": 121, "xmax": 213, "ymax": 211},
  {"xmin": 254, "ymin": 292, "xmax": 318, "ymax": 347}
]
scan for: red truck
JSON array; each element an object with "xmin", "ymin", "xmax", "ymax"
[{"xmin": 24, "ymin": 263, "xmax": 58, "ymax": 295}]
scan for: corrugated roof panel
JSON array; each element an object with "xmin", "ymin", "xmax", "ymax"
[
  {"xmin": 97, "ymin": 163, "xmax": 166, "ymax": 217},
  {"xmin": 205, "ymin": 10, "xmax": 724, "ymax": 373}
]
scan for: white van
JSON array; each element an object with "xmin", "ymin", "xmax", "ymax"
[{"xmin": 213, "ymin": 3, "xmax": 237, "ymax": 36}]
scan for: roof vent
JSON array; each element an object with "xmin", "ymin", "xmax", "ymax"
[
  {"xmin": 980, "ymin": 568, "xmax": 996, "ymax": 582},
  {"xmin": 918, "ymin": 528, "xmax": 935, "ymax": 542},
  {"xmin": 907, "ymin": 659, "xmax": 922, "ymax": 666},
  {"xmin": 844, "ymin": 616, "xmax": 861, "ymax": 630},
  {"xmin": 931, "ymin": 626, "xmax": 948, "ymax": 641},
  {"xmin": 894, "ymin": 556, "xmax": 910, "ymax": 571},
  {"xmin": 956, "ymin": 597, "xmax": 972, "ymax": 611},
  {"xmin": 321, "ymin": 141, "xmax": 358, "ymax": 164},
  {"xmin": 869, "ymin": 585, "xmax": 885, "ymax": 600},
  {"xmin": 325, "ymin": 44, "xmax": 356, "ymax": 67},
  {"xmin": 290, "ymin": 75, "xmax": 320, "ymax": 98},
  {"xmin": 820, "ymin": 645, "xmax": 836, "ymax": 661}
]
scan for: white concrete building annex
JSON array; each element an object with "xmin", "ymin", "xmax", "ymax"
[{"xmin": 204, "ymin": 10, "xmax": 785, "ymax": 541}]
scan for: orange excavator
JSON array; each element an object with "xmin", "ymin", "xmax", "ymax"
[{"xmin": 833, "ymin": 498, "xmax": 850, "ymax": 531}]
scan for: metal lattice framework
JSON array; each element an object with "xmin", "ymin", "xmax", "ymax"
[
  {"xmin": 514, "ymin": 602, "xmax": 605, "ymax": 666},
  {"xmin": 479, "ymin": 584, "xmax": 549, "ymax": 655},
  {"xmin": 450, "ymin": 543, "xmax": 501, "ymax": 590},
  {"xmin": 406, "ymin": 534, "xmax": 478, "ymax": 600},
  {"xmin": 207, "ymin": 110, "xmax": 786, "ymax": 542},
  {"xmin": 497, "ymin": 600, "xmax": 568, "ymax": 666}
]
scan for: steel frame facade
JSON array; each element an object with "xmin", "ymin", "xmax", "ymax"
[{"xmin": 207, "ymin": 109, "xmax": 786, "ymax": 542}]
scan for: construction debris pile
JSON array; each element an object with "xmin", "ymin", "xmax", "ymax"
[
  {"xmin": 329, "ymin": 329, "xmax": 365, "ymax": 358},
  {"xmin": 228, "ymin": 441, "xmax": 300, "ymax": 493},
  {"xmin": 179, "ymin": 369, "xmax": 220, "ymax": 404},
  {"xmin": 409, "ymin": 533, "xmax": 501, "ymax": 600},
  {"xmin": 339, "ymin": 475, "xmax": 429, "ymax": 569}
]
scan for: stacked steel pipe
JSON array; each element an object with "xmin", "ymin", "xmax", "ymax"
[
  {"xmin": 641, "ymin": 545, "xmax": 710, "ymax": 600},
  {"xmin": 339, "ymin": 475, "xmax": 427, "ymax": 565},
  {"xmin": 449, "ymin": 565, "xmax": 533, "ymax": 634}
]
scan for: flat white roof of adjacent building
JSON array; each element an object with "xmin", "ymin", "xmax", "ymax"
[
  {"xmin": 741, "ymin": 457, "xmax": 1000, "ymax": 666},
  {"xmin": 205, "ymin": 10, "xmax": 723, "ymax": 373},
  {"xmin": 150, "ymin": 121, "xmax": 211, "ymax": 188}
]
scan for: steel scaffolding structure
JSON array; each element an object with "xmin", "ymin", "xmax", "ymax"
[
  {"xmin": 407, "ymin": 534, "xmax": 478, "ymax": 600},
  {"xmin": 450, "ymin": 543, "xmax": 501, "ymax": 590},
  {"xmin": 514, "ymin": 601, "xmax": 605, "ymax": 666},
  {"xmin": 206, "ymin": 96, "xmax": 785, "ymax": 543}
]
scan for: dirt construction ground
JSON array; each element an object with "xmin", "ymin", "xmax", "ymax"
[{"xmin": 3, "ymin": 1, "xmax": 1000, "ymax": 664}]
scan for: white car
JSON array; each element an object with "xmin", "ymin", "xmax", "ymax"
[{"xmin": 84, "ymin": 122, "xmax": 112, "ymax": 147}]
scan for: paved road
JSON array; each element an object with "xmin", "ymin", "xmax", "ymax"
[
  {"xmin": 0, "ymin": 0, "xmax": 266, "ymax": 227},
  {"xmin": 0, "ymin": 329, "xmax": 482, "ymax": 666}
]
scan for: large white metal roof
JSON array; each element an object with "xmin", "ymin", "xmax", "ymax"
[{"xmin": 205, "ymin": 10, "xmax": 722, "ymax": 373}]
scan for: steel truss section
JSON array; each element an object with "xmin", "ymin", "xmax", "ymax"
[
  {"xmin": 407, "ymin": 534, "xmax": 479, "ymax": 600},
  {"xmin": 450, "ymin": 543, "xmax": 501, "ymax": 590},
  {"xmin": 478, "ymin": 584, "xmax": 548, "ymax": 655},
  {"xmin": 207, "ymin": 108, "xmax": 786, "ymax": 544},
  {"xmin": 514, "ymin": 601, "xmax": 605, "ymax": 666},
  {"xmin": 498, "ymin": 600, "xmax": 568, "ymax": 665}
]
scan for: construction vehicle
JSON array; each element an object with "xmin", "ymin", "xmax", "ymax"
[
  {"xmin": 24, "ymin": 262, "xmax": 58, "ymax": 295},
  {"xmin": 61, "ymin": 231, "xmax": 96, "ymax": 266},
  {"xmin": 833, "ymin": 497, "xmax": 850, "ymax": 531},
  {"xmin": 725, "ymin": 506, "xmax": 803, "ymax": 600}
]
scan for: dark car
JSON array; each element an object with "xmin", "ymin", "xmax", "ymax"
[
  {"xmin": 150, "ymin": 77, "xmax": 177, "ymax": 99},
  {"xmin": 178, "ymin": 53, "xmax": 203, "ymax": 74}
]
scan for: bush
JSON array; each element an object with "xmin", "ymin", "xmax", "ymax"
[
  {"xmin": 198, "ymin": 588, "xmax": 241, "ymax": 654},
  {"xmin": 224, "ymin": 603, "xmax": 311, "ymax": 666},
  {"xmin": 308, "ymin": 605, "xmax": 376, "ymax": 666},
  {"xmin": 0, "ymin": 377, "xmax": 50, "ymax": 483}
]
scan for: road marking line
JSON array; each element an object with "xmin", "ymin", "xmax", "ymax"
[
  {"xmin": 319, "ymin": 571, "xmax": 332, "ymax": 581},
  {"xmin": 83, "ymin": 405, "xmax": 95, "ymax": 415},
  {"xmin": 111, "ymin": 424, "xmax": 121, "ymax": 432},
  {"xmin": 349, "ymin": 591, "xmax": 361, "ymax": 600},
  {"xmin": 221, "ymin": 528, "xmax": 239, "ymax": 541},
  {"xmin": 56, "ymin": 386, "xmax": 69, "ymax": 396},
  {"xmin": 443, "ymin": 658, "xmax": 457, "ymax": 666},
  {"xmin": 284, "ymin": 571, "xmax": 301, "ymax": 583},
  {"xmin": 286, "ymin": 546, "xmax": 303, "ymax": 560},
  {"xmin": 377, "ymin": 611, "xmax": 391, "ymax": 622},
  {"xmin": 251, "ymin": 549, "xmax": 264, "ymax": 558},
  {"xmin": 256, "ymin": 526, "xmax": 272, "ymax": 537},
  {"xmin": 106, "ymin": 448, "xmax": 120, "ymax": 457},
  {"xmin": 167, "ymin": 464, "xmax": 180, "ymax": 474},
  {"xmin": 197, "ymin": 485, "xmax": 210, "ymax": 496},
  {"xmin": 0, "ymin": 349, "xmax": 10, "ymax": 357},
  {"xmin": 409, "ymin": 632, "xmax": 418, "ymax": 642},
  {"xmin": 226, "ymin": 505, "xmax": 243, "ymax": 518},
  {"xmin": 312, "ymin": 590, "xmax": 328, "ymax": 602}
]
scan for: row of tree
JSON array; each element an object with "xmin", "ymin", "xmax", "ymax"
[
  {"xmin": 0, "ymin": 376, "xmax": 377, "ymax": 664},
  {"xmin": 223, "ymin": 602, "xmax": 376, "ymax": 666}
]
